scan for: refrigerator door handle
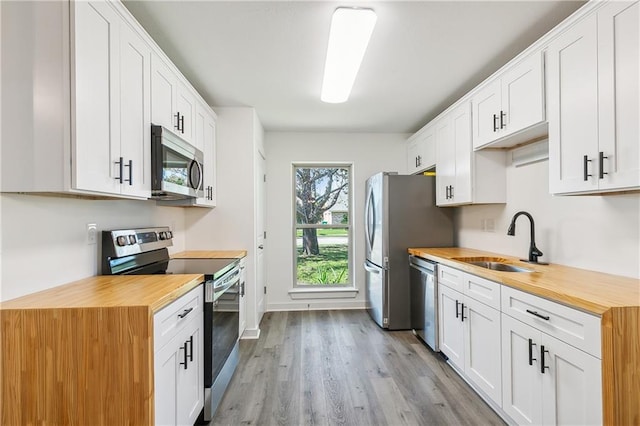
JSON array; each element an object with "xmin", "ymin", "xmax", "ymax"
[
  {"xmin": 363, "ymin": 262, "xmax": 381, "ymax": 274},
  {"xmin": 365, "ymin": 187, "xmax": 375, "ymax": 251}
]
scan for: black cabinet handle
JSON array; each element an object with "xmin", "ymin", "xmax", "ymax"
[
  {"xmin": 493, "ymin": 114, "xmax": 499, "ymax": 132},
  {"xmin": 180, "ymin": 343, "xmax": 188, "ymax": 370},
  {"xmin": 455, "ymin": 300, "xmax": 460, "ymax": 318},
  {"xmin": 500, "ymin": 110, "xmax": 506, "ymax": 129},
  {"xmin": 180, "ymin": 114, "xmax": 185, "ymax": 134},
  {"xmin": 528, "ymin": 338, "xmax": 537, "ymax": 366},
  {"xmin": 599, "ymin": 152, "xmax": 608, "ymax": 179},
  {"xmin": 449, "ymin": 186, "xmax": 454, "ymax": 199},
  {"xmin": 540, "ymin": 345, "xmax": 549, "ymax": 373},
  {"xmin": 583, "ymin": 155, "xmax": 592, "ymax": 181},
  {"xmin": 187, "ymin": 335, "xmax": 194, "ymax": 362},
  {"xmin": 178, "ymin": 307, "xmax": 193, "ymax": 319},
  {"xmin": 240, "ymin": 281, "xmax": 245, "ymax": 297},
  {"xmin": 124, "ymin": 159, "xmax": 133, "ymax": 185},
  {"xmin": 417, "ymin": 155, "xmax": 422, "ymax": 167},
  {"xmin": 526, "ymin": 309, "xmax": 550, "ymax": 321},
  {"xmin": 114, "ymin": 157, "xmax": 124, "ymax": 184},
  {"xmin": 174, "ymin": 112, "xmax": 181, "ymax": 131},
  {"xmin": 460, "ymin": 303, "xmax": 467, "ymax": 322}
]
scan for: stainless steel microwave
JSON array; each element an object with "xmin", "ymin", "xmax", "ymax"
[{"xmin": 151, "ymin": 125, "xmax": 204, "ymax": 199}]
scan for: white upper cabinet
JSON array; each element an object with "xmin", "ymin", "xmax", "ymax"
[
  {"xmin": 2, "ymin": 0, "xmax": 152, "ymax": 199},
  {"xmin": 436, "ymin": 101, "xmax": 506, "ymax": 207},
  {"xmin": 406, "ymin": 124, "xmax": 436, "ymax": 174},
  {"xmin": 151, "ymin": 53, "xmax": 198, "ymax": 147},
  {"xmin": 194, "ymin": 101, "xmax": 217, "ymax": 207},
  {"xmin": 548, "ymin": 1, "xmax": 639, "ymax": 194},
  {"xmin": 472, "ymin": 51, "xmax": 546, "ymax": 150}
]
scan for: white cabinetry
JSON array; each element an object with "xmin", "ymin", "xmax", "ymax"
[
  {"xmin": 406, "ymin": 124, "xmax": 436, "ymax": 174},
  {"xmin": 2, "ymin": 0, "xmax": 151, "ymax": 199},
  {"xmin": 239, "ymin": 257, "xmax": 247, "ymax": 336},
  {"xmin": 438, "ymin": 265, "xmax": 502, "ymax": 406},
  {"xmin": 472, "ymin": 51, "xmax": 546, "ymax": 150},
  {"xmin": 435, "ymin": 102, "xmax": 507, "ymax": 206},
  {"xmin": 154, "ymin": 285, "xmax": 204, "ymax": 426},
  {"xmin": 548, "ymin": 1, "xmax": 639, "ymax": 194},
  {"xmin": 194, "ymin": 102, "xmax": 217, "ymax": 207},
  {"xmin": 150, "ymin": 54, "xmax": 198, "ymax": 148},
  {"xmin": 501, "ymin": 286, "xmax": 602, "ymax": 426}
]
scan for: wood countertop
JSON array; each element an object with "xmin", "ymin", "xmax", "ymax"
[
  {"xmin": 0, "ymin": 274, "xmax": 204, "ymax": 312},
  {"xmin": 408, "ymin": 247, "xmax": 640, "ymax": 315},
  {"xmin": 171, "ymin": 250, "xmax": 247, "ymax": 259}
]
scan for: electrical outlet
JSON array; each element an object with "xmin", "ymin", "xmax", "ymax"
[
  {"xmin": 485, "ymin": 218, "xmax": 495, "ymax": 232},
  {"xmin": 87, "ymin": 223, "xmax": 97, "ymax": 245}
]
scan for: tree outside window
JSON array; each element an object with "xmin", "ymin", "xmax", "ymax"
[{"xmin": 294, "ymin": 165, "xmax": 351, "ymax": 286}]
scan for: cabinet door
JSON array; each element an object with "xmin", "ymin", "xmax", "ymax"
[
  {"xmin": 501, "ymin": 51, "xmax": 545, "ymax": 139},
  {"xmin": 119, "ymin": 23, "xmax": 151, "ymax": 198},
  {"xmin": 151, "ymin": 54, "xmax": 178, "ymax": 131},
  {"xmin": 451, "ymin": 102, "xmax": 472, "ymax": 204},
  {"xmin": 176, "ymin": 83, "xmax": 196, "ymax": 144},
  {"xmin": 154, "ymin": 337, "xmax": 179, "ymax": 425},
  {"xmin": 597, "ymin": 1, "xmax": 640, "ymax": 191},
  {"xmin": 472, "ymin": 79, "xmax": 501, "ymax": 149},
  {"xmin": 420, "ymin": 127, "xmax": 436, "ymax": 171},
  {"xmin": 501, "ymin": 314, "xmax": 543, "ymax": 426},
  {"xmin": 547, "ymin": 14, "xmax": 599, "ymax": 194},
  {"xmin": 463, "ymin": 297, "xmax": 502, "ymax": 405},
  {"xmin": 72, "ymin": 1, "xmax": 121, "ymax": 195},
  {"xmin": 438, "ymin": 285, "xmax": 464, "ymax": 370},
  {"xmin": 194, "ymin": 107, "xmax": 216, "ymax": 207},
  {"xmin": 407, "ymin": 139, "xmax": 421, "ymax": 174},
  {"xmin": 176, "ymin": 317, "xmax": 204, "ymax": 426},
  {"xmin": 435, "ymin": 116, "xmax": 454, "ymax": 206},
  {"xmin": 540, "ymin": 333, "xmax": 602, "ymax": 426}
]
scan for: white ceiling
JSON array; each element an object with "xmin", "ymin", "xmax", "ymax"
[{"xmin": 123, "ymin": 0, "xmax": 585, "ymax": 133}]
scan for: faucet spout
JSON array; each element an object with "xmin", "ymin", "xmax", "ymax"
[{"xmin": 507, "ymin": 211, "xmax": 547, "ymax": 264}]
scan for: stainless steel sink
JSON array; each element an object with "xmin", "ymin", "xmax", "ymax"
[{"xmin": 467, "ymin": 261, "xmax": 533, "ymax": 273}]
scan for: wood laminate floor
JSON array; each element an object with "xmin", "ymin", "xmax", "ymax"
[{"xmin": 211, "ymin": 310, "xmax": 505, "ymax": 426}]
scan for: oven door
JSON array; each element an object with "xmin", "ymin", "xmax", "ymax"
[
  {"xmin": 203, "ymin": 270, "xmax": 240, "ymax": 389},
  {"xmin": 151, "ymin": 125, "xmax": 204, "ymax": 199}
]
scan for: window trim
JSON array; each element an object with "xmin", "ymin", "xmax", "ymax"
[{"xmin": 292, "ymin": 162, "xmax": 354, "ymax": 288}]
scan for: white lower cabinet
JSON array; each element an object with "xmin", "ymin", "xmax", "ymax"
[
  {"xmin": 437, "ymin": 264, "xmax": 603, "ymax": 425},
  {"xmin": 438, "ymin": 272, "xmax": 502, "ymax": 406},
  {"xmin": 154, "ymin": 285, "xmax": 204, "ymax": 426},
  {"xmin": 502, "ymin": 314, "xmax": 602, "ymax": 426}
]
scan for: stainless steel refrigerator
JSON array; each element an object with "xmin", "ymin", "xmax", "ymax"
[{"xmin": 364, "ymin": 172, "xmax": 453, "ymax": 329}]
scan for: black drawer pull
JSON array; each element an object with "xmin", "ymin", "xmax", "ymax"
[
  {"xmin": 526, "ymin": 309, "xmax": 549, "ymax": 321},
  {"xmin": 455, "ymin": 300, "xmax": 460, "ymax": 318},
  {"xmin": 178, "ymin": 307, "xmax": 193, "ymax": 319}
]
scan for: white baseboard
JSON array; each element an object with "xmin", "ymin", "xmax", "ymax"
[
  {"xmin": 267, "ymin": 300, "xmax": 365, "ymax": 311},
  {"xmin": 240, "ymin": 327, "xmax": 261, "ymax": 340}
]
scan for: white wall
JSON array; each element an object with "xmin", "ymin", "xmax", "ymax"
[
  {"xmin": 0, "ymin": 194, "xmax": 186, "ymax": 301},
  {"xmin": 265, "ymin": 132, "xmax": 408, "ymax": 311},
  {"xmin": 185, "ymin": 107, "xmax": 265, "ymax": 336},
  {"xmin": 456, "ymin": 157, "xmax": 640, "ymax": 279}
]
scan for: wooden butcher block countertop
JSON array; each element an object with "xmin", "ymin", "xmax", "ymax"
[
  {"xmin": 0, "ymin": 274, "xmax": 204, "ymax": 312},
  {"xmin": 408, "ymin": 247, "xmax": 640, "ymax": 315},
  {"xmin": 172, "ymin": 250, "xmax": 247, "ymax": 259}
]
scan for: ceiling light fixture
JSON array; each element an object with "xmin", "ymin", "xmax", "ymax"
[{"xmin": 320, "ymin": 7, "xmax": 377, "ymax": 104}]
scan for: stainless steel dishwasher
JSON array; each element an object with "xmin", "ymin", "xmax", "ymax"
[{"xmin": 409, "ymin": 255, "xmax": 438, "ymax": 351}]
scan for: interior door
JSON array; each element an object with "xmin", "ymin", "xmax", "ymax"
[
  {"xmin": 365, "ymin": 173, "xmax": 384, "ymax": 267},
  {"xmin": 255, "ymin": 150, "xmax": 266, "ymax": 325}
]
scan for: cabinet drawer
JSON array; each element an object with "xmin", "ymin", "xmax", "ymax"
[
  {"xmin": 463, "ymin": 273, "xmax": 501, "ymax": 310},
  {"xmin": 154, "ymin": 284, "xmax": 203, "ymax": 351},
  {"xmin": 438, "ymin": 265, "xmax": 465, "ymax": 293},
  {"xmin": 501, "ymin": 286, "xmax": 601, "ymax": 358}
]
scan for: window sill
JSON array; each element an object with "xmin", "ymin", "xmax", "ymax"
[{"xmin": 288, "ymin": 287, "xmax": 359, "ymax": 300}]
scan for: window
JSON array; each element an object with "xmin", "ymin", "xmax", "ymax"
[{"xmin": 293, "ymin": 164, "xmax": 352, "ymax": 287}]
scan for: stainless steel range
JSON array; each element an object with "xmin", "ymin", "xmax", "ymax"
[{"xmin": 101, "ymin": 226, "xmax": 241, "ymax": 422}]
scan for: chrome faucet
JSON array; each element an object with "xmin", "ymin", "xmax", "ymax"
[{"xmin": 507, "ymin": 211, "xmax": 548, "ymax": 264}]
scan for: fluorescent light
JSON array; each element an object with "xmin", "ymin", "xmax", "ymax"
[{"xmin": 320, "ymin": 7, "xmax": 377, "ymax": 104}]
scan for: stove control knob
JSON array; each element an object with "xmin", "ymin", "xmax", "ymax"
[
  {"xmin": 159, "ymin": 232, "xmax": 166, "ymax": 240},
  {"xmin": 167, "ymin": 231, "xmax": 173, "ymax": 239},
  {"xmin": 116, "ymin": 236, "xmax": 127, "ymax": 246},
  {"xmin": 128, "ymin": 235, "xmax": 137, "ymax": 245}
]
